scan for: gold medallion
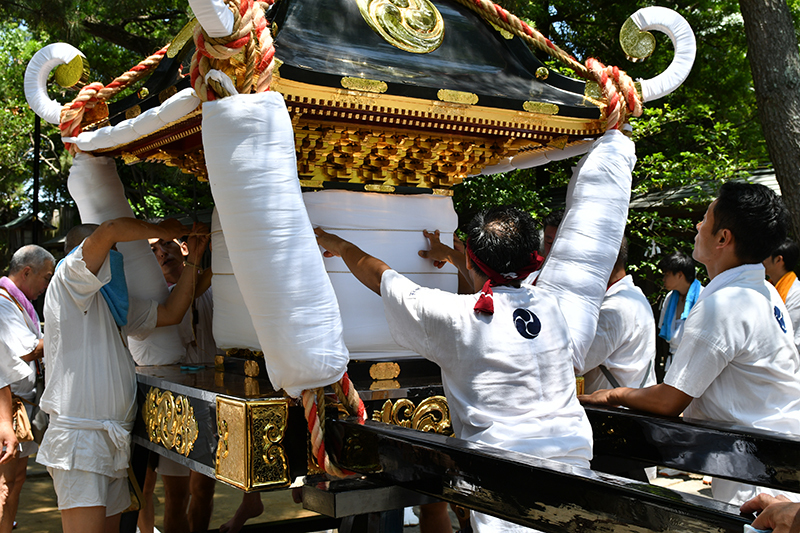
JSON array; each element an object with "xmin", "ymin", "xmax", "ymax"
[{"xmin": 356, "ymin": 0, "xmax": 445, "ymax": 54}]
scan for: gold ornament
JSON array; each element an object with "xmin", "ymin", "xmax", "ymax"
[
  {"xmin": 356, "ymin": 0, "xmax": 445, "ymax": 54},
  {"xmin": 143, "ymin": 387, "xmax": 199, "ymax": 457}
]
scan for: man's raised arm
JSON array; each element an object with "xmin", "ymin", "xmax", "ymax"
[
  {"xmin": 81, "ymin": 218, "xmax": 187, "ymax": 275},
  {"xmin": 156, "ymin": 222, "xmax": 210, "ymax": 326},
  {"xmin": 537, "ymin": 130, "xmax": 636, "ymax": 362}
]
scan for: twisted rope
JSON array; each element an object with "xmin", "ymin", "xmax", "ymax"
[
  {"xmin": 452, "ymin": 0, "xmax": 643, "ymax": 130},
  {"xmin": 452, "ymin": 0, "xmax": 588, "ymax": 76},
  {"xmin": 190, "ymin": 0, "xmax": 275, "ymax": 101},
  {"xmin": 586, "ymin": 58, "xmax": 642, "ymax": 130},
  {"xmin": 302, "ymin": 373, "xmax": 366, "ymax": 478},
  {"xmin": 58, "ymin": 45, "xmax": 170, "ymax": 154}
]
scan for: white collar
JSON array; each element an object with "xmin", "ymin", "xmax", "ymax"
[{"xmin": 696, "ymin": 263, "xmax": 764, "ymax": 305}]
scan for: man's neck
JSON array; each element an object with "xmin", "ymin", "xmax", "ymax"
[
  {"xmin": 705, "ymin": 256, "xmax": 743, "ymax": 280},
  {"xmin": 4, "ymin": 273, "xmax": 27, "ymax": 300}
]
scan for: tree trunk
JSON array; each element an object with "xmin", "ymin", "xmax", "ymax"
[{"xmin": 740, "ymin": 0, "xmax": 800, "ymax": 238}]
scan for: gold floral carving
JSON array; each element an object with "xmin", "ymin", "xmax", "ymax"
[
  {"xmin": 356, "ymin": 0, "xmax": 445, "ymax": 54},
  {"xmin": 575, "ymin": 376, "xmax": 584, "ymax": 396},
  {"xmin": 373, "ymin": 396, "xmax": 453, "ymax": 436},
  {"xmin": 143, "ymin": 387, "xmax": 199, "ymax": 457},
  {"xmin": 251, "ymin": 402, "xmax": 290, "ymax": 488},
  {"xmin": 341, "ymin": 77, "xmax": 388, "ymax": 94}
]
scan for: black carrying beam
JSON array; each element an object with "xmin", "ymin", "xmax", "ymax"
[
  {"xmin": 586, "ymin": 405, "xmax": 800, "ymax": 492},
  {"xmin": 328, "ymin": 419, "xmax": 750, "ymax": 533}
]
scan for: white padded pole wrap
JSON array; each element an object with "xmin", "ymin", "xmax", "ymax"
[
  {"xmin": 303, "ymin": 190, "xmax": 458, "ymax": 358},
  {"xmin": 632, "ymin": 7, "xmax": 696, "ymax": 102},
  {"xmin": 203, "ymin": 92, "xmax": 348, "ymax": 397},
  {"xmin": 537, "ymin": 130, "xmax": 636, "ymax": 372},
  {"xmin": 24, "ymin": 43, "xmax": 84, "ymax": 125},
  {"xmin": 67, "ymin": 154, "xmax": 186, "ymax": 366},
  {"xmin": 210, "ymin": 208, "xmax": 261, "ymax": 351}
]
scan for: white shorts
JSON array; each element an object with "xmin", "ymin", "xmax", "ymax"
[
  {"xmin": 48, "ymin": 467, "xmax": 131, "ymax": 516},
  {"xmin": 156, "ymin": 455, "xmax": 190, "ymax": 477}
]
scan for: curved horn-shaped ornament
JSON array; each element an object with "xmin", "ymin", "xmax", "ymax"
[
  {"xmin": 24, "ymin": 43, "xmax": 86, "ymax": 125},
  {"xmin": 622, "ymin": 6, "xmax": 696, "ymax": 103},
  {"xmin": 188, "ymin": 0, "xmax": 234, "ymax": 38}
]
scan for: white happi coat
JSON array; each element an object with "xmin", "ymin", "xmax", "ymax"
[
  {"xmin": 665, "ymin": 263, "xmax": 800, "ymax": 505},
  {"xmin": 38, "ymin": 242, "xmax": 157, "ymax": 478},
  {"xmin": 581, "ymin": 275, "xmax": 657, "ymax": 393}
]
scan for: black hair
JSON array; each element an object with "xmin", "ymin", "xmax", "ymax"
[
  {"xmin": 466, "ymin": 206, "xmax": 539, "ymax": 276},
  {"xmin": 712, "ymin": 182, "xmax": 789, "ymax": 264},
  {"xmin": 64, "ymin": 224, "xmax": 100, "ymax": 254},
  {"xmin": 613, "ymin": 236, "xmax": 628, "ymax": 272},
  {"xmin": 658, "ymin": 251, "xmax": 696, "ymax": 283},
  {"xmin": 771, "ymin": 239, "xmax": 800, "ymax": 272},
  {"xmin": 543, "ymin": 209, "xmax": 564, "ymax": 229}
]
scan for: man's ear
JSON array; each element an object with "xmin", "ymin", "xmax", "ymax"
[
  {"xmin": 718, "ymin": 229, "xmax": 731, "ymax": 246},
  {"xmin": 465, "ymin": 254, "xmax": 473, "ymax": 271},
  {"xmin": 775, "ymin": 254, "xmax": 786, "ymax": 268},
  {"xmin": 179, "ymin": 241, "xmax": 189, "ymax": 256}
]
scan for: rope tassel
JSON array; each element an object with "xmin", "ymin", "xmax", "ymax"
[{"xmin": 301, "ymin": 373, "xmax": 366, "ymax": 478}]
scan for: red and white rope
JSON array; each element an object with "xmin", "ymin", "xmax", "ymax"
[
  {"xmin": 190, "ymin": 0, "xmax": 276, "ymax": 101},
  {"xmin": 302, "ymin": 373, "xmax": 366, "ymax": 478},
  {"xmin": 58, "ymin": 45, "xmax": 170, "ymax": 154}
]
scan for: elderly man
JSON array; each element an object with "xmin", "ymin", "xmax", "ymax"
[
  {"xmin": 0, "ymin": 244, "xmax": 54, "ymax": 532},
  {"xmin": 37, "ymin": 217, "xmax": 208, "ymax": 533},
  {"xmin": 582, "ymin": 182, "xmax": 800, "ymax": 506}
]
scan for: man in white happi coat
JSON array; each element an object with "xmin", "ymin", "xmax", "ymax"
[
  {"xmin": 582, "ymin": 181, "xmax": 800, "ymax": 506},
  {"xmin": 37, "ymin": 217, "xmax": 209, "ymax": 533},
  {"xmin": 763, "ymin": 239, "xmax": 800, "ymax": 353},
  {"xmin": 0, "ymin": 244, "xmax": 54, "ymax": 532},
  {"xmin": 579, "ymin": 237, "xmax": 656, "ymax": 394},
  {"xmin": 316, "ymin": 128, "xmax": 636, "ymax": 532}
]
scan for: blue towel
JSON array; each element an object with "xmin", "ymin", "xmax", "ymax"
[
  {"xmin": 658, "ymin": 279, "xmax": 701, "ymax": 341},
  {"xmin": 100, "ymin": 250, "xmax": 129, "ymax": 327},
  {"xmin": 57, "ymin": 246, "xmax": 129, "ymax": 327}
]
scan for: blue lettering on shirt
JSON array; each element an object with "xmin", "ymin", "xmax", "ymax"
[{"xmin": 775, "ymin": 306, "xmax": 787, "ymax": 333}]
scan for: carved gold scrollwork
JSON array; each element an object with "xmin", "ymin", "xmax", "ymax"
[
  {"xmin": 143, "ymin": 387, "xmax": 199, "ymax": 457},
  {"xmin": 217, "ymin": 419, "xmax": 229, "ymax": 463},
  {"xmin": 356, "ymin": 0, "xmax": 445, "ymax": 54},
  {"xmin": 372, "ymin": 395, "xmax": 453, "ymax": 435},
  {"xmin": 252, "ymin": 402, "xmax": 290, "ymax": 487}
]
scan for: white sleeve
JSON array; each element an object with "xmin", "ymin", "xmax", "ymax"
[
  {"xmin": 537, "ymin": 130, "xmax": 636, "ymax": 362},
  {"xmin": 0, "ymin": 301, "xmax": 36, "ymax": 388},
  {"xmin": 125, "ymin": 296, "xmax": 159, "ymax": 339},
  {"xmin": 784, "ymin": 284, "xmax": 800, "ymax": 352},
  {"xmin": 579, "ymin": 302, "xmax": 621, "ymax": 375},
  {"xmin": 663, "ymin": 300, "xmax": 732, "ymax": 397},
  {"xmin": 381, "ymin": 270, "xmax": 464, "ymax": 365},
  {"xmin": 59, "ymin": 242, "xmax": 112, "ymax": 312}
]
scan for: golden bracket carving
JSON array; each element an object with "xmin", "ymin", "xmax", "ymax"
[
  {"xmin": 373, "ymin": 395, "xmax": 453, "ymax": 436},
  {"xmin": 143, "ymin": 387, "xmax": 199, "ymax": 457},
  {"xmin": 215, "ymin": 397, "xmax": 290, "ymax": 490}
]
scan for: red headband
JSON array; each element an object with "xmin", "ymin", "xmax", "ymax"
[{"xmin": 466, "ymin": 242, "xmax": 543, "ymax": 314}]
